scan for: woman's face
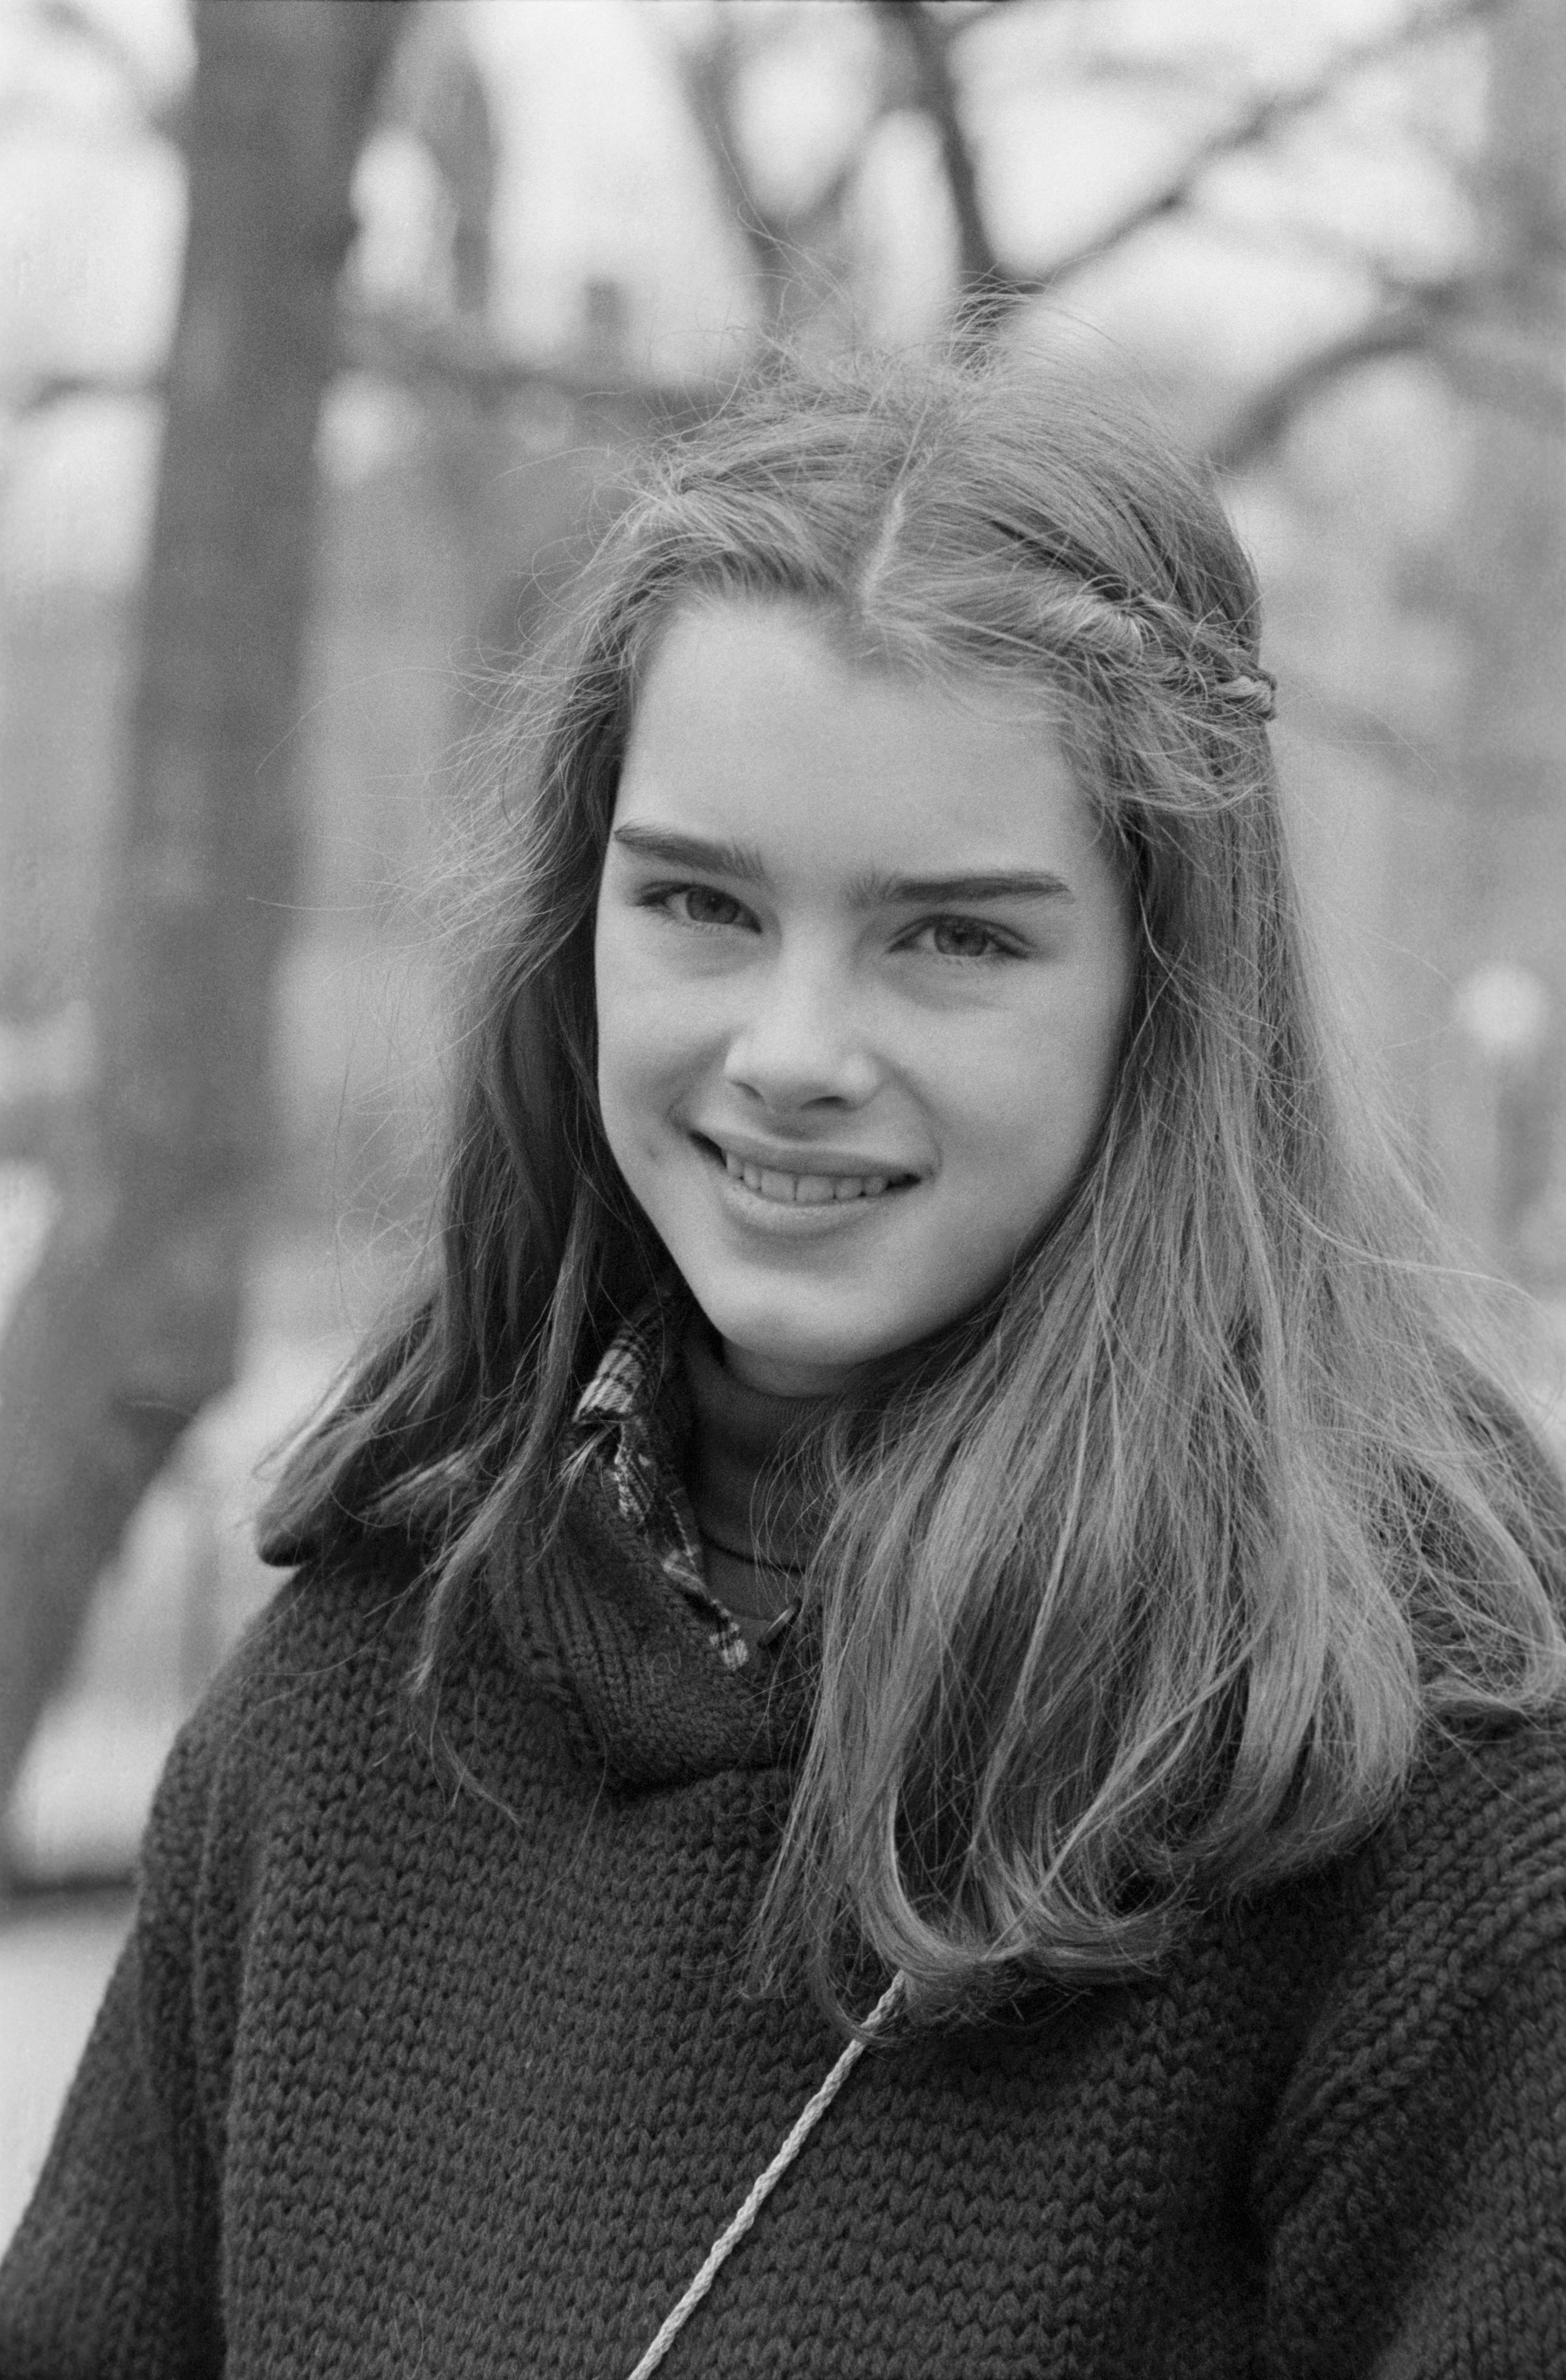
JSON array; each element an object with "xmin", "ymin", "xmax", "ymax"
[{"xmin": 594, "ymin": 599, "xmax": 1135, "ymax": 1396}]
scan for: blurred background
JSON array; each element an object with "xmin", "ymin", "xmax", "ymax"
[{"xmin": 1, "ymin": 0, "xmax": 1562, "ymax": 2245}]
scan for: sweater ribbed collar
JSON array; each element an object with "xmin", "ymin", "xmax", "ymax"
[{"xmin": 509, "ymin": 1280, "xmax": 820, "ymax": 1788}]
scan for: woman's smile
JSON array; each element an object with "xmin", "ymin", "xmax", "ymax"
[
  {"xmin": 594, "ymin": 596, "xmax": 1134, "ymax": 1397},
  {"xmin": 682, "ymin": 1130, "xmax": 925, "ymax": 1240},
  {"xmin": 697, "ymin": 1131, "xmax": 922, "ymax": 1205}
]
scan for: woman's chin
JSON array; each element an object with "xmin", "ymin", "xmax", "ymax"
[{"xmin": 716, "ymin": 1333, "xmax": 870, "ymax": 1400}]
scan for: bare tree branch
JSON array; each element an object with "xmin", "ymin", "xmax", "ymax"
[
  {"xmin": 676, "ymin": 19, "xmax": 793, "ymax": 297},
  {"xmin": 10, "ymin": 301, "xmax": 715, "ymax": 428},
  {"xmin": 1437, "ymin": 318, "xmax": 1566, "ymax": 433},
  {"xmin": 866, "ymin": 0, "xmax": 1501, "ymax": 350},
  {"xmin": 16, "ymin": 0, "xmax": 1549, "ymax": 503},
  {"xmin": 1209, "ymin": 277, "xmax": 1564, "ymax": 471},
  {"xmin": 668, "ymin": 2, "xmax": 1028, "ymax": 342},
  {"xmin": 871, "ymin": 1, "xmax": 1008, "ymax": 305},
  {"xmin": 21, "ymin": 257, "xmax": 1557, "ymax": 466},
  {"xmin": 33, "ymin": 0, "xmax": 188, "ymax": 141},
  {"xmin": 1208, "ymin": 307, "xmax": 1438, "ymax": 471},
  {"xmin": 670, "ymin": 12, "xmax": 880, "ymax": 339},
  {"xmin": 337, "ymin": 304, "xmax": 709, "ymax": 422},
  {"xmin": 1025, "ymin": 0, "xmax": 1501, "ymax": 293},
  {"xmin": 915, "ymin": 0, "xmax": 1016, "ymax": 47}
]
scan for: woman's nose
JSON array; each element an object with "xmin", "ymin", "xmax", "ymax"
[{"xmin": 721, "ymin": 951, "xmax": 881, "ymax": 1111}]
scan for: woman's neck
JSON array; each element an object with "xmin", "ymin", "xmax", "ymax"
[{"xmin": 682, "ymin": 1323, "xmax": 835, "ymax": 1635}]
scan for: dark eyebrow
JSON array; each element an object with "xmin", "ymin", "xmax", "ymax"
[
  {"xmin": 610, "ymin": 825, "xmax": 769, "ymax": 884},
  {"xmin": 848, "ymin": 868, "xmax": 1075, "ymax": 908},
  {"xmin": 609, "ymin": 824, "xmax": 1075, "ymax": 909}
]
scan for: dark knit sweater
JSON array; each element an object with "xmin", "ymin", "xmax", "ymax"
[{"xmin": 4, "ymin": 1456, "xmax": 1566, "ymax": 2377}]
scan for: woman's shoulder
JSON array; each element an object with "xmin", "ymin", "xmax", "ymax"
[
  {"xmin": 1250, "ymin": 1709, "xmax": 1566, "ymax": 2002},
  {"xmin": 139, "ymin": 1547, "xmax": 450, "ymax": 1890},
  {"xmin": 1348, "ymin": 1708, "xmax": 1566, "ymax": 1983},
  {"xmin": 187, "ymin": 1545, "xmax": 423, "ymax": 1748},
  {"xmin": 1371, "ymin": 1707, "xmax": 1566, "ymax": 1907},
  {"xmin": 1239, "ymin": 1710, "xmax": 1566, "ymax": 2238},
  {"xmin": 1250, "ymin": 1710, "xmax": 1566, "ymax": 2105}
]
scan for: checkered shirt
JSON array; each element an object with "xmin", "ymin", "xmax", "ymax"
[{"xmin": 567, "ymin": 1286, "xmax": 750, "ymax": 1672}]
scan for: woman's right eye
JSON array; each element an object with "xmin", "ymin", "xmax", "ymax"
[{"xmin": 648, "ymin": 884, "xmax": 752, "ymax": 930}]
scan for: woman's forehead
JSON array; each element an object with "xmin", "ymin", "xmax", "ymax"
[
  {"xmin": 615, "ymin": 598, "xmax": 1110, "ymax": 896},
  {"xmin": 639, "ymin": 587, "xmax": 1061, "ymax": 722},
  {"xmin": 627, "ymin": 595, "xmax": 1065, "ymax": 757}
]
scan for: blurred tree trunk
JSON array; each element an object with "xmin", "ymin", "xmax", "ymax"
[{"xmin": 0, "ymin": 0, "xmax": 406, "ymax": 1852}]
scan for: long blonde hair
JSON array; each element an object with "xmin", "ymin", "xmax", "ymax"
[{"xmin": 261, "ymin": 348, "xmax": 1566, "ymax": 2026}]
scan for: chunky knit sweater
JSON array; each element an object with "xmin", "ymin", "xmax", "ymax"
[{"xmin": 4, "ymin": 1453, "xmax": 1566, "ymax": 2375}]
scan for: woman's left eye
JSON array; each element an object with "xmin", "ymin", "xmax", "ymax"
[{"xmin": 905, "ymin": 916, "xmax": 1018, "ymax": 962}]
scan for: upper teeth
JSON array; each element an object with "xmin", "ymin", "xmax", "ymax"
[{"xmin": 721, "ymin": 1150, "xmax": 901, "ymax": 1205}]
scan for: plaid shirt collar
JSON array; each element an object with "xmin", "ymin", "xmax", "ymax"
[{"xmin": 567, "ymin": 1280, "xmax": 751, "ymax": 1672}]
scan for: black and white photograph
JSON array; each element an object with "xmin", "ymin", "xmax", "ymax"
[{"xmin": 1, "ymin": 1, "xmax": 1563, "ymax": 2370}]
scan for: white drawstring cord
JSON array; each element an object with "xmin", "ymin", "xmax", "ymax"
[{"xmin": 624, "ymin": 1972, "xmax": 907, "ymax": 2380}]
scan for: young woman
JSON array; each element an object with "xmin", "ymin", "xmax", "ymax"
[{"xmin": 4, "ymin": 350, "xmax": 1565, "ymax": 2378}]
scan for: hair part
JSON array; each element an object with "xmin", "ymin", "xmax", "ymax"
[{"xmin": 260, "ymin": 342, "xmax": 1566, "ymax": 2032}]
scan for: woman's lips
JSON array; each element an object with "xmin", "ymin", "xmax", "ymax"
[
  {"xmin": 723, "ymin": 1149, "xmax": 892, "ymax": 1205},
  {"xmin": 691, "ymin": 1134, "xmax": 920, "ymax": 1209}
]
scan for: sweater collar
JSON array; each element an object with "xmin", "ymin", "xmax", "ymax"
[{"xmin": 508, "ymin": 1280, "xmax": 817, "ymax": 1788}]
